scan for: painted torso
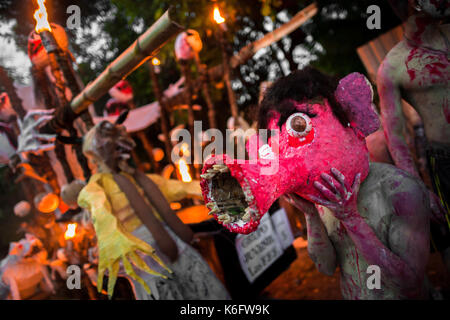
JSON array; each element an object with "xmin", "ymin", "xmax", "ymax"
[
  {"xmin": 319, "ymin": 163, "xmax": 427, "ymax": 299},
  {"xmin": 384, "ymin": 16, "xmax": 450, "ymax": 144}
]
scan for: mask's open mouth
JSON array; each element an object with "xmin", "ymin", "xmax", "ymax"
[{"xmin": 200, "ymin": 161, "xmax": 260, "ymax": 234}]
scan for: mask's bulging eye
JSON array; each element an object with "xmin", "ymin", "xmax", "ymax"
[{"xmin": 286, "ymin": 113, "xmax": 312, "ymax": 138}]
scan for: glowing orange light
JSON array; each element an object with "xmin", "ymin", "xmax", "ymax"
[
  {"xmin": 33, "ymin": 0, "xmax": 52, "ymax": 33},
  {"xmin": 213, "ymin": 5, "xmax": 225, "ymax": 24},
  {"xmin": 35, "ymin": 192, "xmax": 60, "ymax": 213},
  {"xmin": 64, "ymin": 223, "xmax": 77, "ymax": 240},
  {"xmin": 151, "ymin": 57, "xmax": 161, "ymax": 66},
  {"xmin": 153, "ymin": 148, "xmax": 165, "ymax": 162},
  {"xmin": 170, "ymin": 202, "xmax": 182, "ymax": 210},
  {"xmin": 177, "ymin": 158, "xmax": 192, "ymax": 183}
]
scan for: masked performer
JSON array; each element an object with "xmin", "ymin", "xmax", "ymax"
[
  {"xmin": 200, "ymin": 68, "xmax": 431, "ymax": 299},
  {"xmin": 74, "ymin": 113, "xmax": 229, "ymax": 299}
]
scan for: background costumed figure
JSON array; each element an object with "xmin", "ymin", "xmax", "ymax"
[{"xmin": 73, "ymin": 112, "xmax": 229, "ymax": 299}]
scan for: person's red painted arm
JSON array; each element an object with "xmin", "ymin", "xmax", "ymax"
[
  {"xmin": 377, "ymin": 61, "xmax": 420, "ymax": 179},
  {"xmin": 311, "ymin": 168, "xmax": 428, "ymax": 296}
]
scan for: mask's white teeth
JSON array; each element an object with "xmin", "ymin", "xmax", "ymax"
[
  {"xmin": 242, "ymin": 211, "xmax": 250, "ymax": 222},
  {"xmin": 222, "ymin": 219, "xmax": 232, "ymax": 225},
  {"xmin": 213, "ymin": 164, "xmax": 229, "ymax": 173},
  {"xmin": 209, "ymin": 207, "xmax": 219, "ymax": 215},
  {"xmin": 218, "ymin": 213, "xmax": 229, "ymax": 221},
  {"xmin": 201, "ymin": 172, "xmax": 216, "ymax": 179}
]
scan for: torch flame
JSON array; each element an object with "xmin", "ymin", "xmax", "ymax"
[
  {"xmin": 213, "ymin": 5, "xmax": 225, "ymax": 24},
  {"xmin": 33, "ymin": 0, "xmax": 52, "ymax": 33},
  {"xmin": 64, "ymin": 223, "xmax": 77, "ymax": 240},
  {"xmin": 177, "ymin": 158, "xmax": 192, "ymax": 183},
  {"xmin": 180, "ymin": 143, "xmax": 190, "ymax": 157}
]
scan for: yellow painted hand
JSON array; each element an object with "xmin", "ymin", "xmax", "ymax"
[{"xmin": 78, "ymin": 175, "xmax": 171, "ymax": 298}]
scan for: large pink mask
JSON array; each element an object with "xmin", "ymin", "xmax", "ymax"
[{"xmin": 200, "ymin": 73, "xmax": 380, "ymax": 234}]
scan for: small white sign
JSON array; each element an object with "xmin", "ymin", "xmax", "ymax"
[
  {"xmin": 271, "ymin": 208, "xmax": 295, "ymax": 251},
  {"xmin": 235, "ymin": 213, "xmax": 283, "ymax": 283}
]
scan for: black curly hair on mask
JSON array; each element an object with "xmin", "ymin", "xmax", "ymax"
[{"xmin": 258, "ymin": 67, "xmax": 349, "ymax": 131}]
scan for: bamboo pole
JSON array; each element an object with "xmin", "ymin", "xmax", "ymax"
[
  {"xmin": 70, "ymin": 10, "xmax": 183, "ymax": 115},
  {"xmin": 41, "ymin": 9, "xmax": 184, "ymax": 134}
]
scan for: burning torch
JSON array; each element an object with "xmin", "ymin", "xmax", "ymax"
[
  {"xmin": 212, "ymin": 4, "xmax": 239, "ymax": 122},
  {"xmin": 32, "ymin": 0, "xmax": 92, "ymax": 180}
]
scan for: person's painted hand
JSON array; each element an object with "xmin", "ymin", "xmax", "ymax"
[
  {"xmin": 310, "ymin": 168, "xmax": 361, "ymax": 220},
  {"xmin": 283, "ymin": 193, "xmax": 317, "ymax": 216}
]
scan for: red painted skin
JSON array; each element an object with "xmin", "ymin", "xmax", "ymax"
[
  {"xmin": 201, "ymin": 73, "xmax": 376, "ymax": 234},
  {"xmin": 378, "ymin": 10, "xmax": 450, "ymax": 178}
]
